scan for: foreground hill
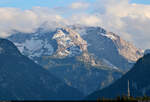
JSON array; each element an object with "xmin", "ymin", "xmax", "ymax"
[
  {"xmin": 0, "ymin": 38, "xmax": 83, "ymax": 100},
  {"xmin": 87, "ymin": 53, "xmax": 150, "ymax": 100}
]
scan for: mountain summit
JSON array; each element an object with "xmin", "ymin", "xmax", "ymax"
[
  {"xmin": 70, "ymin": 25, "xmax": 143, "ymax": 70},
  {"xmin": 52, "ymin": 27, "xmax": 88, "ymax": 58}
]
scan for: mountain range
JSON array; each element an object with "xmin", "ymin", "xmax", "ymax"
[{"xmin": 8, "ymin": 24, "xmax": 143, "ymax": 95}]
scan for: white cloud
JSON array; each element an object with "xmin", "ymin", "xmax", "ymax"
[
  {"xmin": 0, "ymin": 7, "xmax": 67, "ymax": 37},
  {"xmin": 70, "ymin": 2, "xmax": 89, "ymax": 9},
  {"xmin": 92, "ymin": 0, "xmax": 150, "ymax": 49},
  {"xmin": 0, "ymin": 0, "xmax": 150, "ymax": 49},
  {"xmin": 68, "ymin": 14, "xmax": 101, "ymax": 26}
]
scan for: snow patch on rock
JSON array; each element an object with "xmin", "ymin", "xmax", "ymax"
[
  {"xmin": 14, "ymin": 37, "xmax": 54, "ymax": 59},
  {"xmin": 52, "ymin": 28, "xmax": 87, "ymax": 58},
  {"xmin": 101, "ymin": 33, "xmax": 117, "ymax": 40}
]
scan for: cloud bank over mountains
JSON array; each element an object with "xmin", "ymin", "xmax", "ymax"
[{"xmin": 0, "ymin": 0, "xmax": 149, "ymax": 49}]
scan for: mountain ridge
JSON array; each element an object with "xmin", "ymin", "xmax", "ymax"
[
  {"xmin": 86, "ymin": 54, "xmax": 150, "ymax": 100},
  {"xmin": 0, "ymin": 38, "xmax": 83, "ymax": 100}
]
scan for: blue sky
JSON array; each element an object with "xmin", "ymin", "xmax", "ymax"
[
  {"xmin": 0, "ymin": 0, "xmax": 149, "ymax": 10},
  {"xmin": 130, "ymin": 0, "xmax": 150, "ymax": 5},
  {"xmin": 0, "ymin": 0, "xmax": 95, "ymax": 9}
]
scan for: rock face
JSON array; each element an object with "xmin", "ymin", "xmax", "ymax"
[
  {"xmin": 52, "ymin": 27, "xmax": 87, "ymax": 58},
  {"xmin": 0, "ymin": 38, "xmax": 83, "ymax": 100},
  {"xmin": 8, "ymin": 24, "xmax": 143, "ymax": 95},
  {"xmin": 71, "ymin": 25, "xmax": 143, "ymax": 70},
  {"xmin": 87, "ymin": 54, "xmax": 150, "ymax": 100}
]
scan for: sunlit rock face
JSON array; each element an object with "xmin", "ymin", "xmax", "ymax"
[
  {"xmin": 71, "ymin": 25, "xmax": 143, "ymax": 70},
  {"xmin": 52, "ymin": 27, "xmax": 88, "ymax": 58}
]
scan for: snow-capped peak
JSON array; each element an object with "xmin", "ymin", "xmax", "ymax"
[
  {"xmin": 52, "ymin": 27, "xmax": 88, "ymax": 58},
  {"xmin": 8, "ymin": 25, "xmax": 143, "ymax": 70}
]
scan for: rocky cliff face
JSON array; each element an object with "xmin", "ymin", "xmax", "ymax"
[
  {"xmin": 111, "ymin": 32, "xmax": 143, "ymax": 62},
  {"xmin": 52, "ymin": 27, "xmax": 87, "ymax": 58},
  {"xmin": 71, "ymin": 25, "xmax": 143, "ymax": 70}
]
